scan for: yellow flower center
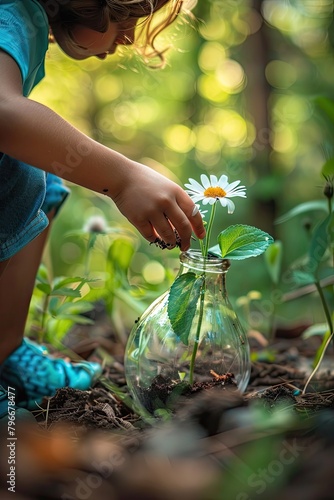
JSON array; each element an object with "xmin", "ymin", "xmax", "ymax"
[{"xmin": 204, "ymin": 186, "xmax": 227, "ymax": 198}]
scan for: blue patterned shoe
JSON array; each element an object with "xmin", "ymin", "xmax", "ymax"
[{"xmin": 0, "ymin": 338, "xmax": 102, "ymax": 410}]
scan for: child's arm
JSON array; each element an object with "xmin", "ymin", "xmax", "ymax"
[{"xmin": 0, "ymin": 51, "xmax": 205, "ymax": 250}]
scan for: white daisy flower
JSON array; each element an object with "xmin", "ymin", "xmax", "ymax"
[{"xmin": 185, "ymin": 174, "xmax": 246, "ymax": 214}]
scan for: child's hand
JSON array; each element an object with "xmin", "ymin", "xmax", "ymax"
[{"xmin": 111, "ymin": 162, "xmax": 206, "ymax": 251}]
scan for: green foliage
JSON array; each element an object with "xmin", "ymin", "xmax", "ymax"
[
  {"xmin": 322, "ymin": 158, "xmax": 334, "ymax": 177},
  {"xmin": 264, "ymin": 240, "xmax": 283, "ymax": 285},
  {"xmin": 209, "ymin": 225, "xmax": 274, "ymax": 260},
  {"xmin": 27, "ymin": 264, "xmax": 95, "ymax": 343},
  {"xmin": 275, "ymin": 201, "xmax": 329, "ymax": 224},
  {"xmin": 27, "ymin": 226, "xmax": 148, "ymax": 346},
  {"xmin": 308, "ymin": 214, "xmax": 332, "ymax": 274},
  {"xmin": 276, "ymin": 163, "xmax": 334, "ymax": 391},
  {"xmin": 302, "ymin": 323, "xmax": 329, "ymax": 339},
  {"xmin": 284, "ymin": 211, "xmax": 333, "ymax": 287},
  {"xmin": 167, "ymin": 272, "xmax": 204, "ymax": 345}
]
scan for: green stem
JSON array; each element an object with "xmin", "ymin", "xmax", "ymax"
[
  {"xmin": 189, "ymin": 276, "xmax": 206, "ymax": 385},
  {"xmin": 315, "ymin": 280, "xmax": 333, "ymax": 335},
  {"xmin": 84, "ymin": 234, "xmax": 92, "ymax": 277},
  {"xmin": 203, "ymin": 202, "xmax": 217, "ymax": 257},
  {"xmin": 326, "ymin": 197, "xmax": 334, "ymax": 266},
  {"xmin": 40, "ymin": 294, "xmax": 50, "ymax": 343},
  {"xmin": 199, "ymin": 238, "xmax": 205, "ymax": 256},
  {"xmin": 190, "ymin": 202, "xmax": 217, "ymax": 383},
  {"xmin": 302, "ymin": 279, "xmax": 333, "ymax": 394},
  {"xmin": 328, "ymin": 198, "xmax": 334, "ymax": 267},
  {"xmin": 84, "ymin": 233, "xmax": 95, "ymax": 277},
  {"xmin": 303, "ymin": 331, "xmax": 333, "ymax": 395},
  {"xmin": 327, "ymin": 196, "xmax": 332, "ymax": 215}
]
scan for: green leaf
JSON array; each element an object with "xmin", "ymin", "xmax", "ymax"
[
  {"xmin": 313, "ymin": 330, "xmax": 333, "ymax": 369},
  {"xmin": 167, "ymin": 273, "xmax": 204, "ymax": 345},
  {"xmin": 290, "ymin": 269, "xmax": 316, "ymax": 286},
  {"xmin": 52, "ymin": 276, "xmax": 94, "ymax": 290},
  {"xmin": 87, "ymin": 233, "xmax": 98, "ymax": 252},
  {"xmin": 308, "ymin": 214, "xmax": 331, "ymax": 273},
  {"xmin": 52, "ymin": 314, "xmax": 94, "ymax": 324},
  {"xmin": 217, "ymin": 225, "xmax": 274, "ymax": 260},
  {"xmin": 322, "ymin": 159, "xmax": 334, "ymax": 177},
  {"xmin": 302, "ymin": 323, "xmax": 329, "ymax": 339},
  {"xmin": 208, "ymin": 244, "xmax": 223, "ymax": 258},
  {"xmin": 264, "ymin": 240, "xmax": 283, "ymax": 284},
  {"xmin": 46, "ymin": 317, "xmax": 73, "ymax": 341},
  {"xmin": 107, "ymin": 238, "xmax": 135, "ymax": 289},
  {"xmin": 330, "ymin": 214, "xmax": 334, "ymax": 244},
  {"xmin": 49, "ymin": 296, "xmax": 60, "ymax": 316},
  {"xmin": 36, "ymin": 264, "xmax": 50, "ymax": 284},
  {"xmin": 36, "ymin": 283, "xmax": 52, "ymax": 295},
  {"xmin": 55, "ymin": 301, "xmax": 94, "ymax": 316},
  {"xmin": 49, "ymin": 287, "xmax": 82, "ymax": 298},
  {"xmin": 275, "ymin": 200, "xmax": 328, "ymax": 224}
]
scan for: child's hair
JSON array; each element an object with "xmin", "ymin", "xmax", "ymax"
[{"xmin": 41, "ymin": 0, "xmax": 184, "ymax": 65}]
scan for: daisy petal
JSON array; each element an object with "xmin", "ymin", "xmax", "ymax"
[
  {"xmin": 185, "ymin": 189, "xmax": 202, "ymax": 197},
  {"xmin": 185, "ymin": 179, "xmax": 205, "ymax": 193},
  {"xmin": 225, "ymin": 198, "xmax": 236, "ymax": 214},
  {"xmin": 227, "ymin": 186, "xmax": 247, "ymax": 197},
  {"xmin": 202, "ymin": 197, "xmax": 215, "ymax": 205},
  {"xmin": 226, "ymin": 180, "xmax": 241, "ymax": 191},
  {"xmin": 200, "ymin": 174, "xmax": 211, "ymax": 189},
  {"xmin": 193, "ymin": 195, "xmax": 207, "ymax": 203},
  {"xmin": 218, "ymin": 174, "xmax": 229, "ymax": 188},
  {"xmin": 228, "ymin": 191, "xmax": 247, "ymax": 198},
  {"xmin": 210, "ymin": 174, "xmax": 218, "ymax": 186}
]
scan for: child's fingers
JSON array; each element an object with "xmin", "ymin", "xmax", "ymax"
[
  {"xmin": 189, "ymin": 211, "xmax": 206, "ymax": 239},
  {"xmin": 149, "ymin": 213, "xmax": 179, "ymax": 248},
  {"xmin": 135, "ymin": 210, "xmax": 190, "ymax": 251},
  {"xmin": 134, "ymin": 217, "xmax": 176, "ymax": 248},
  {"xmin": 176, "ymin": 193, "xmax": 206, "ymax": 241},
  {"xmin": 158, "ymin": 204, "xmax": 197, "ymax": 251}
]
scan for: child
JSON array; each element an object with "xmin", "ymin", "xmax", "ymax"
[{"xmin": 0, "ymin": 0, "xmax": 205, "ymax": 411}]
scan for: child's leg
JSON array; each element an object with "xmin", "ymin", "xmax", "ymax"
[
  {"xmin": 0, "ymin": 218, "xmax": 51, "ymax": 364},
  {"xmin": 0, "ymin": 259, "xmax": 9, "ymax": 277},
  {"xmin": 0, "ymin": 214, "xmax": 102, "ymax": 409}
]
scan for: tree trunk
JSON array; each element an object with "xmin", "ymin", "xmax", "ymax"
[{"xmin": 242, "ymin": 0, "xmax": 277, "ymax": 237}]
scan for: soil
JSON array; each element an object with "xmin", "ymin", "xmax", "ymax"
[
  {"xmin": 134, "ymin": 373, "xmax": 238, "ymax": 415},
  {"xmin": 1, "ymin": 308, "xmax": 334, "ymax": 500}
]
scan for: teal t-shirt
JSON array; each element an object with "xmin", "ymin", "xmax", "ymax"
[
  {"xmin": 0, "ymin": 0, "xmax": 49, "ymax": 96},
  {"xmin": 0, "ymin": 0, "xmax": 68, "ymax": 262}
]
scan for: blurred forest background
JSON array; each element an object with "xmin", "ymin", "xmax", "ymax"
[{"xmin": 30, "ymin": 0, "xmax": 334, "ymax": 338}]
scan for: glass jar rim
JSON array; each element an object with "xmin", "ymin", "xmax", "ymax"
[{"xmin": 180, "ymin": 249, "xmax": 230, "ymax": 273}]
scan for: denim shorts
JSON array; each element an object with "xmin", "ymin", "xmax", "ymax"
[{"xmin": 0, "ymin": 153, "xmax": 69, "ymax": 261}]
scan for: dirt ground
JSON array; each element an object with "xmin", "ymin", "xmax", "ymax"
[{"xmin": 1, "ymin": 312, "xmax": 334, "ymax": 500}]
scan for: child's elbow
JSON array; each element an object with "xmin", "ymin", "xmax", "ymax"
[{"xmin": 0, "ymin": 97, "xmax": 20, "ymax": 152}]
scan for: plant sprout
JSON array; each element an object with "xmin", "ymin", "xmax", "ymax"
[
  {"xmin": 166, "ymin": 173, "xmax": 274, "ymax": 384},
  {"xmin": 276, "ymin": 159, "xmax": 334, "ymax": 394},
  {"xmin": 185, "ymin": 174, "xmax": 247, "ymax": 258}
]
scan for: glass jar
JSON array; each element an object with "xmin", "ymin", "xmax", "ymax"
[{"xmin": 125, "ymin": 250, "xmax": 251, "ymax": 416}]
